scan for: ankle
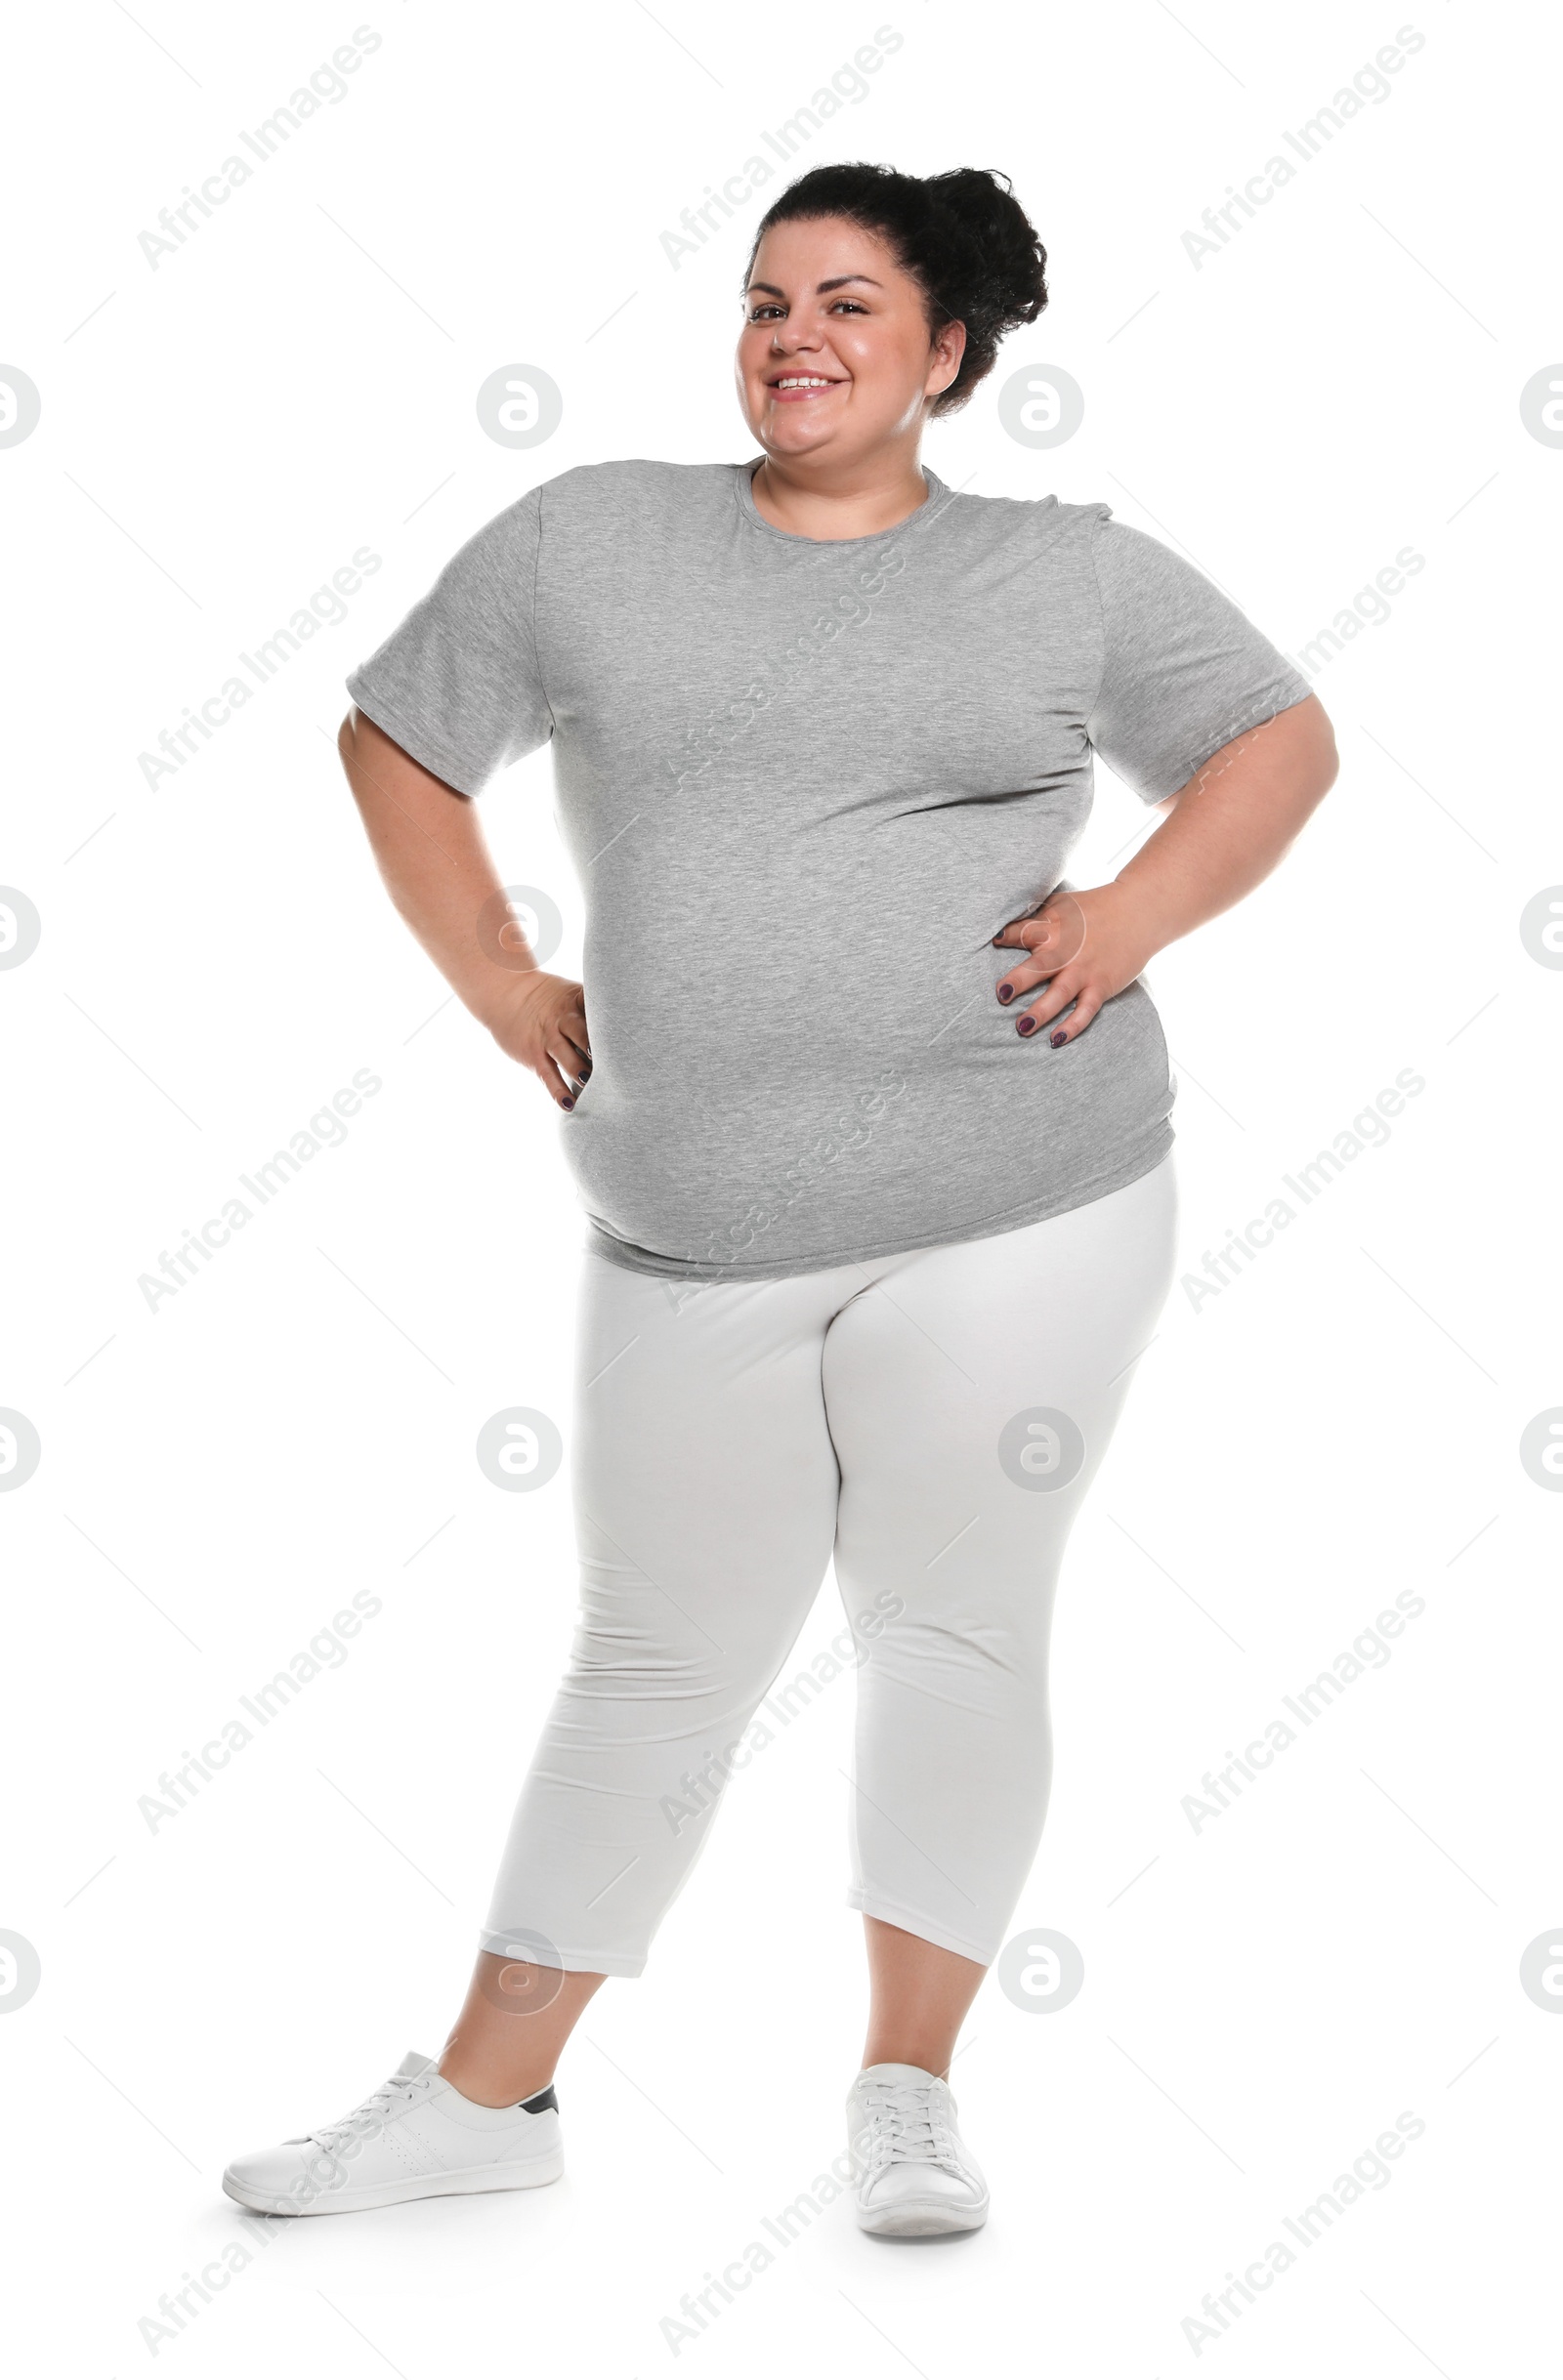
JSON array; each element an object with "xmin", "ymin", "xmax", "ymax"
[
  {"xmin": 438, "ymin": 2051, "xmax": 555, "ymax": 2109},
  {"xmin": 861, "ymin": 2043, "xmax": 951, "ymax": 2079}
]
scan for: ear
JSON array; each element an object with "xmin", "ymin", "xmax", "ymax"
[{"xmin": 931, "ymin": 317, "xmax": 967, "ymax": 392}]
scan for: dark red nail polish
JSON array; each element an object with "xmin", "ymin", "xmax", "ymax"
[
  {"xmin": 1017, "ymin": 1016, "xmax": 1037, "ymax": 1036},
  {"xmin": 562, "ymin": 1097, "xmax": 575, "ymax": 1110},
  {"xmin": 996, "ymin": 983, "xmax": 1013, "ymax": 1004},
  {"xmin": 1050, "ymin": 1031, "xmax": 1067, "ymax": 1049}
]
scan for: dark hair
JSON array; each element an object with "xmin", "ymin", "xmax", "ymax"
[{"xmin": 741, "ymin": 163, "xmax": 1047, "ymax": 418}]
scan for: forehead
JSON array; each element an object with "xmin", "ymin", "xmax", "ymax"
[{"xmin": 744, "ymin": 215, "xmax": 906, "ymax": 295}]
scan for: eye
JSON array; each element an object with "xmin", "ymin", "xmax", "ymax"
[{"xmin": 830, "ymin": 299, "xmax": 866, "ymax": 314}]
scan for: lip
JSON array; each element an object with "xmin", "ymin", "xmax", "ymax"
[{"xmin": 763, "ymin": 372, "xmax": 848, "ymax": 402}]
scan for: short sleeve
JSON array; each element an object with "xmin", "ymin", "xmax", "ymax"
[
  {"xmin": 345, "ymin": 488, "xmax": 553, "ymax": 795},
  {"xmin": 1085, "ymin": 514, "xmax": 1312, "ymax": 804}
]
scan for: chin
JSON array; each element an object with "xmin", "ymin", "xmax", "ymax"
[
  {"xmin": 759, "ymin": 410, "xmax": 847, "ymax": 454},
  {"xmin": 765, "ymin": 422, "xmax": 834, "ymax": 450}
]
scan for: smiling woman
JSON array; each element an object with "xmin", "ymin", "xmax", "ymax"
[
  {"xmin": 225, "ymin": 160, "xmax": 1338, "ymax": 2244},
  {"xmin": 736, "ymin": 162, "xmax": 1045, "ymax": 531}
]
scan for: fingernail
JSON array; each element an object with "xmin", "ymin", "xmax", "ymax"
[
  {"xmin": 1049, "ymin": 1031, "xmax": 1067, "ymax": 1049},
  {"xmin": 996, "ymin": 983, "xmax": 1013, "ymax": 1004},
  {"xmin": 1016, "ymin": 1016, "xmax": 1037, "ymax": 1037},
  {"xmin": 562, "ymin": 1097, "xmax": 575, "ymax": 1110},
  {"xmin": 991, "ymin": 934, "xmax": 1004, "ymax": 946}
]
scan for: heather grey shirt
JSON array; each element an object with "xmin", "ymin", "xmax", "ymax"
[{"xmin": 347, "ymin": 460, "xmax": 1310, "ymax": 1281}]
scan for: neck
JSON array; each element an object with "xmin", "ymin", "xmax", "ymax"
[{"xmin": 748, "ymin": 446, "xmax": 931, "ymax": 542}]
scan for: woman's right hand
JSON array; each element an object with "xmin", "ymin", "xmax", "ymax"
[{"xmin": 484, "ymin": 972, "xmax": 591, "ymax": 1110}]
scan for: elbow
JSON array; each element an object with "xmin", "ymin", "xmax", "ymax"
[
  {"xmin": 1298, "ymin": 693, "xmax": 1340, "ymax": 806},
  {"xmin": 1317, "ymin": 710, "xmax": 1341, "ymax": 796},
  {"xmin": 338, "ymin": 708, "xmax": 368, "ymax": 803}
]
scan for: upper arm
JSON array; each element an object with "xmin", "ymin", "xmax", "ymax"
[
  {"xmin": 342, "ymin": 488, "xmax": 553, "ymax": 799},
  {"xmin": 1162, "ymin": 690, "xmax": 1339, "ymax": 812},
  {"xmin": 337, "ymin": 704, "xmax": 478, "ymax": 823},
  {"xmin": 1086, "ymin": 515, "xmax": 1317, "ymax": 806}
]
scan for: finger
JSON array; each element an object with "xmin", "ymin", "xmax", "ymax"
[
  {"xmin": 992, "ymin": 893, "xmax": 1077, "ymax": 943},
  {"xmin": 1045, "ymin": 986, "xmax": 1104, "ymax": 1046},
  {"xmin": 1014, "ymin": 971, "xmax": 1084, "ymax": 1037},
  {"xmin": 558, "ymin": 1039, "xmax": 591, "ymax": 1081},
  {"xmin": 537, "ymin": 1050, "xmax": 577, "ymax": 1108},
  {"xmin": 995, "ymin": 947, "xmax": 1064, "ymax": 1003},
  {"xmin": 549, "ymin": 998, "xmax": 589, "ymax": 1058},
  {"xmin": 991, "ymin": 911, "xmax": 1052, "ymax": 950},
  {"xmin": 995, "ymin": 916, "xmax": 1080, "ymax": 1002},
  {"xmin": 545, "ymin": 1035, "xmax": 587, "ymax": 1092},
  {"xmin": 998, "ymin": 891, "xmax": 1086, "ymax": 961}
]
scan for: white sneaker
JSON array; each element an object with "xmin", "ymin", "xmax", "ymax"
[
  {"xmin": 222, "ymin": 2051, "xmax": 564, "ymax": 2216},
  {"xmin": 845, "ymin": 2062, "xmax": 990, "ymax": 2236}
]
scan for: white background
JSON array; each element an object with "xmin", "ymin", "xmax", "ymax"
[{"xmin": 3, "ymin": 0, "xmax": 1559, "ymax": 2370}]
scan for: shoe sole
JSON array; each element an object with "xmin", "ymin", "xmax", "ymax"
[
  {"xmin": 856, "ymin": 2192, "xmax": 989, "ymax": 2237},
  {"xmin": 221, "ymin": 2150, "xmax": 565, "ymax": 2217}
]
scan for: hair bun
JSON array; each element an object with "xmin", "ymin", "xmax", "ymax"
[{"xmin": 922, "ymin": 168, "xmax": 1048, "ymax": 339}]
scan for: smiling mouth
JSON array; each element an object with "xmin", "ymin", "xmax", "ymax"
[{"xmin": 766, "ymin": 374, "xmax": 846, "ymax": 400}]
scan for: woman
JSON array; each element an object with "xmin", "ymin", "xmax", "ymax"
[{"xmin": 224, "ymin": 162, "xmax": 1335, "ymax": 2236}]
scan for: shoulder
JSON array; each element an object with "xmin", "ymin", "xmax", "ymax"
[
  {"xmin": 528, "ymin": 457, "xmax": 739, "ymax": 531},
  {"xmin": 446, "ymin": 460, "xmax": 736, "ymax": 552},
  {"xmin": 1081, "ymin": 510, "xmax": 1225, "ymax": 606},
  {"xmin": 930, "ymin": 489, "xmax": 1215, "ymax": 629},
  {"xmin": 933, "ymin": 483, "xmax": 1114, "ymax": 558},
  {"xmin": 432, "ymin": 462, "xmax": 738, "ymax": 587}
]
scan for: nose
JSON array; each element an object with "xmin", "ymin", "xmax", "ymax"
[{"xmin": 770, "ymin": 316, "xmax": 823, "ymax": 355}]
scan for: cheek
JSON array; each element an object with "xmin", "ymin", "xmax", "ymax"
[
  {"xmin": 849, "ymin": 354, "xmax": 926, "ymax": 432},
  {"xmin": 838, "ymin": 325, "xmax": 926, "ymax": 390}
]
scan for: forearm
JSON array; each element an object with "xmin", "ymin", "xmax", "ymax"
[
  {"xmin": 993, "ymin": 692, "xmax": 1339, "ymax": 1044},
  {"xmin": 1114, "ymin": 692, "xmax": 1339, "ymax": 958},
  {"xmin": 337, "ymin": 707, "xmax": 531, "ymax": 1029}
]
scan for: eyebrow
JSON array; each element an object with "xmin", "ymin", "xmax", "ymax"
[{"xmin": 743, "ymin": 274, "xmax": 884, "ymax": 298}]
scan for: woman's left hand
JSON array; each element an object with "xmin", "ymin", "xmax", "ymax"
[{"xmin": 992, "ymin": 883, "xmax": 1161, "ymax": 1047}]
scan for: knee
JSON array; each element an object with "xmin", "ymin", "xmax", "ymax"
[
  {"xmin": 867, "ymin": 1611, "xmax": 1052, "ymax": 1709},
  {"xmin": 561, "ymin": 1629, "xmax": 780, "ymax": 1722}
]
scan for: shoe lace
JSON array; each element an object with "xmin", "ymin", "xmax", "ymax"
[
  {"xmin": 312, "ymin": 2071, "xmax": 426, "ymax": 2153},
  {"xmin": 857, "ymin": 2077, "xmax": 963, "ymax": 2177}
]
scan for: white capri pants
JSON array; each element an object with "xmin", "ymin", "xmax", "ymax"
[{"xmin": 483, "ymin": 1152, "xmax": 1177, "ymax": 1975}]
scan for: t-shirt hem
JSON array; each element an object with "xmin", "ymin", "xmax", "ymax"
[
  {"xmin": 582, "ymin": 1124, "xmax": 1176, "ymax": 1284},
  {"xmin": 344, "ymin": 677, "xmax": 485, "ymax": 797},
  {"xmin": 1154, "ymin": 675, "xmax": 1315, "ymax": 802}
]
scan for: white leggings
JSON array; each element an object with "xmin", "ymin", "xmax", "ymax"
[{"xmin": 483, "ymin": 1153, "xmax": 1178, "ymax": 1975}]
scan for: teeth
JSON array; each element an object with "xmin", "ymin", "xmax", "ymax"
[{"xmin": 774, "ymin": 376, "xmax": 834, "ymax": 389}]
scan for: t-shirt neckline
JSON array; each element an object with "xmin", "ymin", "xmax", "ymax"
[{"xmin": 733, "ymin": 455, "xmax": 950, "ymax": 549}]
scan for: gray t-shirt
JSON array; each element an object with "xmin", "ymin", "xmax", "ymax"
[{"xmin": 346, "ymin": 459, "xmax": 1309, "ymax": 1281}]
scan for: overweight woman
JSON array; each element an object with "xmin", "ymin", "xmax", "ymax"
[{"xmin": 225, "ymin": 161, "xmax": 1336, "ymax": 2236}]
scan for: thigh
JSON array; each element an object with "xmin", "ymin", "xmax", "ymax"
[
  {"xmin": 570, "ymin": 1256, "xmax": 846, "ymax": 1674},
  {"xmin": 823, "ymin": 1156, "xmax": 1179, "ymax": 1604}
]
